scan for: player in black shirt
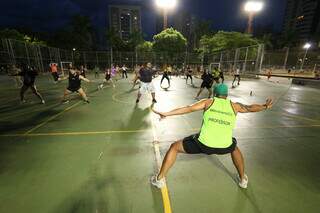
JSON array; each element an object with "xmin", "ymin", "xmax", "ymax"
[
  {"xmin": 58, "ymin": 66, "xmax": 91, "ymax": 103},
  {"xmin": 11, "ymin": 64, "xmax": 45, "ymax": 104},
  {"xmin": 160, "ymin": 66, "xmax": 170, "ymax": 88},
  {"xmin": 195, "ymin": 68, "xmax": 213, "ymax": 99},
  {"xmin": 186, "ymin": 66, "xmax": 193, "ymax": 85}
]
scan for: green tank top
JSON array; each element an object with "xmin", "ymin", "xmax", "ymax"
[{"xmin": 198, "ymin": 98, "xmax": 236, "ymax": 148}]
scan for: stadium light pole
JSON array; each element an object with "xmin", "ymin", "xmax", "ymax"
[
  {"xmin": 156, "ymin": 0, "xmax": 177, "ymax": 30},
  {"xmin": 244, "ymin": 1, "xmax": 263, "ymax": 34},
  {"xmin": 300, "ymin": 43, "xmax": 311, "ymax": 71}
]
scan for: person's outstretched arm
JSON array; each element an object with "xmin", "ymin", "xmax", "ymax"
[
  {"xmin": 232, "ymin": 98, "xmax": 273, "ymax": 113},
  {"xmin": 58, "ymin": 76, "xmax": 68, "ymax": 81},
  {"xmin": 79, "ymin": 75, "xmax": 91, "ymax": 83},
  {"xmin": 153, "ymin": 99, "xmax": 211, "ymax": 119}
]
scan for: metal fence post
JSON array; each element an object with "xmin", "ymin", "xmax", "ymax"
[
  {"xmin": 37, "ymin": 46, "xmax": 44, "ymax": 72},
  {"xmin": 233, "ymin": 48, "xmax": 239, "ymax": 70},
  {"xmin": 259, "ymin": 44, "xmax": 265, "ymax": 73},
  {"xmin": 24, "ymin": 42, "xmax": 30, "ymax": 65},
  {"xmin": 96, "ymin": 52, "xmax": 99, "ymax": 67},
  {"xmin": 83, "ymin": 52, "xmax": 87, "ymax": 65},
  {"xmin": 243, "ymin": 47, "xmax": 249, "ymax": 72},
  {"xmin": 255, "ymin": 44, "xmax": 262, "ymax": 72},
  {"xmin": 57, "ymin": 48, "xmax": 62, "ymax": 64},
  {"xmin": 283, "ymin": 47, "xmax": 289, "ymax": 70}
]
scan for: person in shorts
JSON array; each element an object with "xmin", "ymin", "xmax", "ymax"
[
  {"xmin": 11, "ymin": 64, "xmax": 45, "ymax": 104},
  {"xmin": 58, "ymin": 66, "xmax": 91, "ymax": 103},
  {"xmin": 50, "ymin": 63, "xmax": 59, "ymax": 83},
  {"xmin": 195, "ymin": 68, "xmax": 214, "ymax": 99},
  {"xmin": 136, "ymin": 62, "xmax": 157, "ymax": 104},
  {"xmin": 151, "ymin": 83, "xmax": 274, "ymax": 189},
  {"xmin": 232, "ymin": 67, "xmax": 241, "ymax": 87},
  {"xmin": 98, "ymin": 68, "xmax": 115, "ymax": 89}
]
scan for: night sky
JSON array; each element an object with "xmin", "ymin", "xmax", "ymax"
[{"xmin": 1, "ymin": 0, "xmax": 286, "ymax": 39}]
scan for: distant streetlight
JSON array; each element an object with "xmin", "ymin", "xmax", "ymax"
[
  {"xmin": 300, "ymin": 43, "xmax": 311, "ymax": 71},
  {"xmin": 155, "ymin": 0, "xmax": 177, "ymax": 30},
  {"xmin": 244, "ymin": 1, "xmax": 263, "ymax": 34}
]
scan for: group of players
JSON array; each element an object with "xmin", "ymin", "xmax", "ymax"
[
  {"xmin": 8, "ymin": 62, "xmax": 243, "ymax": 105},
  {"xmin": 7, "ymin": 61, "xmax": 274, "ymax": 191}
]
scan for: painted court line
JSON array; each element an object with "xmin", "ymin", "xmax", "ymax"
[
  {"xmin": 24, "ymin": 101, "xmax": 82, "ymax": 135},
  {"xmin": 0, "ymin": 102, "xmax": 61, "ymax": 121},
  {"xmin": 2, "ymin": 124, "xmax": 319, "ymax": 138},
  {"xmin": 0, "ymin": 129, "xmax": 149, "ymax": 137},
  {"xmin": 150, "ymin": 109, "xmax": 173, "ymax": 213}
]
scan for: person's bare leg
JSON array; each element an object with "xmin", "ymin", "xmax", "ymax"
[
  {"xmin": 158, "ymin": 140, "xmax": 186, "ymax": 180},
  {"xmin": 20, "ymin": 85, "xmax": 28, "ymax": 101},
  {"xmin": 110, "ymin": 79, "xmax": 115, "ymax": 87},
  {"xmin": 196, "ymin": 88, "xmax": 204, "ymax": 98},
  {"xmin": 231, "ymin": 146, "xmax": 245, "ymax": 180},
  {"xmin": 208, "ymin": 88, "xmax": 212, "ymax": 98},
  {"xmin": 31, "ymin": 85, "xmax": 44, "ymax": 102},
  {"xmin": 136, "ymin": 92, "xmax": 141, "ymax": 102},
  {"xmin": 62, "ymin": 89, "xmax": 70, "ymax": 102},
  {"xmin": 78, "ymin": 88, "xmax": 88, "ymax": 101}
]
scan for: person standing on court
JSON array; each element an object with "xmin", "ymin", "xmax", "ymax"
[
  {"xmin": 151, "ymin": 83, "xmax": 273, "ymax": 189},
  {"xmin": 50, "ymin": 63, "xmax": 59, "ymax": 83},
  {"xmin": 232, "ymin": 67, "xmax": 241, "ymax": 87},
  {"xmin": 122, "ymin": 64, "xmax": 128, "ymax": 79},
  {"xmin": 136, "ymin": 62, "xmax": 157, "ymax": 104},
  {"xmin": 11, "ymin": 64, "xmax": 45, "ymax": 104},
  {"xmin": 195, "ymin": 68, "xmax": 214, "ymax": 100}
]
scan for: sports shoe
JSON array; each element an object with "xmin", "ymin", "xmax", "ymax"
[
  {"xmin": 136, "ymin": 99, "xmax": 139, "ymax": 103},
  {"xmin": 238, "ymin": 174, "xmax": 248, "ymax": 189},
  {"xmin": 62, "ymin": 100, "xmax": 70, "ymax": 104},
  {"xmin": 84, "ymin": 100, "xmax": 90, "ymax": 104},
  {"xmin": 150, "ymin": 175, "xmax": 165, "ymax": 189},
  {"xmin": 152, "ymin": 99, "xmax": 157, "ymax": 103},
  {"xmin": 41, "ymin": 100, "xmax": 45, "ymax": 104}
]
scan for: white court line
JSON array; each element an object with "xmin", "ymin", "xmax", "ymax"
[{"xmin": 149, "ymin": 109, "xmax": 173, "ymax": 213}]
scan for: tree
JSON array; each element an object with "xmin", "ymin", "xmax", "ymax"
[
  {"xmin": 49, "ymin": 15, "xmax": 95, "ymax": 50},
  {"xmin": 193, "ymin": 19, "xmax": 214, "ymax": 49},
  {"xmin": 199, "ymin": 31, "xmax": 260, "ymax": 54},
  {"xmin": 106, "ymin": 29, "xmax": 126, "ymax": 51},
  {"xmin": 278, "ymin": 30, "xmax": 298, "ymax": 48},
  {"xmin": 136, "ymin": 41, "xmax": 153, "ymax": 52},
  {"xmin": 0, "ymin": 28, "xmax": 47, "ymax": 45},
  {"xmin": 0, "ymin": 29, "xmax": 25, "ymax": 40},
  {"xmin": 127, "ymin": 31, "xmax": 144, "ymax": 51},
  {"xmin": 153, "ymin": 28, "xmax": 187, "ymax": 56},
  {"xmin": 258, "ymin": 34, "xmax": 273, "ymax": 50}
]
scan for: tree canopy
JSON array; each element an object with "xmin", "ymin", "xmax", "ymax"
[
  {"xmin": 136, "ymin": 41, "xmax": 153, "ymax": 52},
  {"xmin": 199, "ymin": 31, "xmax": 260, "ymax": 54},
  {"xmin": 153, "ymin": 28, "xmax": 187, "ymax": 54}
]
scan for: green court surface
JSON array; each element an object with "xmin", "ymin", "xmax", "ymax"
[{"xmin": 0, "ymin": 73, "xmax": 319, "ymax": 213}]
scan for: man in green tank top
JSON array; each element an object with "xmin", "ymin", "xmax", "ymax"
[{"xmin": 151, "ymin": 83, "xmax": 273, "ymax": 189}]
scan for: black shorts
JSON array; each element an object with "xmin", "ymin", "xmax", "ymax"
[
  {"xmin": 201, "ymin": 82, "xmax": 212, "ymax": 89},
  {"xmin": 52, "ymin": 72, "xmax": 59, "ymax": 81},
  {"xmin": 182, "ymin": 134, "xmax": 237, "ymax": 155},
  {"xmin": 67, "ymin": 87, "xmax": 80, "ymax": 92}
]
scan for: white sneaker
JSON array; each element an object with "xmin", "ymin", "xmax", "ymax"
[
  {"xmin": 238, "ymin": 174, "xmax": 248, "ymax": 189},
  {"xmin": 41, "ymin": 100, "xmax": 45, "ymax": 104},
  {"xmin": 150, "ymin": 175, "xmax": 165, "ymax": 189}
]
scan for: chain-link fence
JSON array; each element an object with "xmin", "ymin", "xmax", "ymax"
[{"xmin": 1, "ymin": 38, "xmax": 319, "ymax": 78}]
